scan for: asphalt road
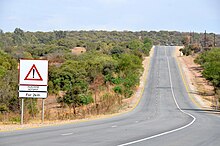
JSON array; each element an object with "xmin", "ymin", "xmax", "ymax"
[{"xmin": 1, "ymin": 46, "xmax": 220, "ymax": 146}]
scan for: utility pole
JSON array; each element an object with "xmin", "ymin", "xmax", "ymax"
[
  {"xmin": 214, "ymin": 33, "xmax": 216, "ymax": 47},
  {"xmin": 189, "ymin": 31, "xmax": 192, "ymax": 44},
  {"xmin": 204, "ymin": 30, "xmax": 207, "ymax": 48},
  {"xmin": 201, "ymin": 30, "xmax": 207, "ymax": 52},
  {"xmin": 204, "ymin": 30, "xmax": 207, "ymax": 47},
  {"xmin": 192, "ymin": 31, "xmax": 195, "ymax": 44}
]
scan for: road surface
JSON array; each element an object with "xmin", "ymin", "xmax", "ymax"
[{"xmin": 1, "ymin": 46, "xmax": 220, "ymax": 146}]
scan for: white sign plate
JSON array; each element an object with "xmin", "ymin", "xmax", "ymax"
[
  {"xmin": 19, "ymin": 85, "xmax": 47, "ymax": 92},
  {"xmin": 19, "ymin": 92, "xmax": 47, "ymax": 98},
  {"xmin": 19, "ymin": 59, "xmax": 48, "ymax": 86}
]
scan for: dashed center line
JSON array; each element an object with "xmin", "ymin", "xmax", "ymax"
[
  {"xmin": 118, "ymin": 47, "xmax": 196, "ymax": 146},
  {"xmin": 61, "ymin": 133, "xmax": 73, "ymax": 136}
]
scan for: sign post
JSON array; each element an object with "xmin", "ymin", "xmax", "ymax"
[
  {"xmin": 21, "ymin": 98, "xmax": 24, "ymax": 125},
  {"xmin": 42, "ymin": 99, "xmax": 45, "ymax": 123},
  {"xmin": 19, "ymin": 59, "xmax": 48, "ymax": 124}
]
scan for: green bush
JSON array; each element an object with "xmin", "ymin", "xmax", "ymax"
[
  {"xmin": 113, "ymin": 86, "xmax": 123, "ymax": 94},
  {"xmin": 9, "ymin": 116, "xmax": 20, "ymax": 123},
  {"xmin": 195, "ymin": 48, "xmax": 220, "ymax": 88},
  {"xmin": 124, "ymin": 89, "xmax": 134, "ymax": 98},
  {"xmin": 0, "ymin": 104, "xmax": 8, "ymax": 112},
  {"xmin": 79, "ymin": 94, "xmax": 94, "ymax": 105}
]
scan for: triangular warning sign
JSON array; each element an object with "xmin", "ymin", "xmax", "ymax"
[{"xmin": 24, "ymin": 64, "xmax": 43, "ymax": 81}]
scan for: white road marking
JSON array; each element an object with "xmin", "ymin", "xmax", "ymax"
[
  {"xmin": 61, "ymin": 133, "xmax": 73, "ymax": 136},
  {"xmin": 118, "ymin": 47, "xmax": 196, "ymax": 146},
  {"xmin": 112, "ymin": 125, "xmax": 117, "ymax": 128},
  {"xmin": 135, "ymin": 121, "xmax": 139, "ymax": 123}
]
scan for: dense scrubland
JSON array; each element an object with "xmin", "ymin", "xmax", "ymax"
[{"xmin": 0, "ymin": 28, "xmax": 219, "ymax": 123}]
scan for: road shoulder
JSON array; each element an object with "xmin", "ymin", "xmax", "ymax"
[{"xmin": 175, "ymin": 46, "xmax": 215, "ymax": 110}]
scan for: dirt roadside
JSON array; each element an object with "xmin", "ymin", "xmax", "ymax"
[
  {"xmin": 0, "ymin": 47, "xmax": 154, "ymax": 132},
  {"xmin": 175, "ymin": 46, "xmax": 216, "ymax": 109}
]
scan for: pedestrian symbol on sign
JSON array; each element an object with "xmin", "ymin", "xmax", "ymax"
[{"xmin": 24, "ymin": 64, "xmax": 43, "ymax": 81}]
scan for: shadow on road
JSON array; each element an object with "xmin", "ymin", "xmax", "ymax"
[{"xmin": 188, "ymin": 91, "xmax": 215, "ymax": 96}]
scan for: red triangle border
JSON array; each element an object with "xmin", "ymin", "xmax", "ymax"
[{"xmin": 24, "ymin": 64, "xmax": 43, "ymax": 81}]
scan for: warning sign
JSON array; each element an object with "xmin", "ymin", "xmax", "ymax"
[
  {"xmin": 19, "ymin": 59, "xmax": 48, "ymax": 86},
  {"xmin": 24, "ymin": 64, "xmax": 43, "ymax": 81}
]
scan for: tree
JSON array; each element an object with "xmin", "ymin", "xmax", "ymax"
[
  {"xmin": 142, "ymin": 37, "xmax": 152, "ymax": 55},
  {"xmin": 202, "ymin": 61, "xmax": 220, "ymax": 88},
  {"xmin": 54, "ymin": 31, "xmax": 66, "ymax": 40},
  {"xmin": 13, "ymin": 28, "xmax": 25, "ymax": 45},
  {"xmin": 128, "ymin": 39, "xmax": 143, "ymax": 50},
  {"xmin": 62, "ymin": 83, "xmax": 88, "ymax": 115},
  {"xmin": 111, "ymin": 53, "xmax": 143, "ymax": 99},
  {"xmin": 110, "ymin": 46, "xmax": 124, "ymax": 55},
  {"xmin": 0, "ymin": 50, "xmax": 19, "ymax": 112},
  {"xmin": 113, "ymin": 85, "xmax": 123, "ymax": 104},
  {"xmin": 63, "ymin": 89, "xmax": 79, "ymax": 115},
  {"xmin": 181, "ymin": 35, "xmax": 190, "ymax": 46},
  {"xmin": 195, "ymin": 48, "xmax": 220, "ymax": 93},
  {"xmin": 0, "ymin": 29, "xmax": 3, "ymax": 34},
  {"xmin": 90, "ymin": 74, "xmax": 104, "ymax": 114},
  {"xmin": 14, "ymin": 28, "xmax": 24, "ymax": 37}
]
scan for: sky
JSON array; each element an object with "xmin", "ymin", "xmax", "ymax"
[{"xmin": 0, "ymin": 0, "xmax": 219, "ymax": 33}]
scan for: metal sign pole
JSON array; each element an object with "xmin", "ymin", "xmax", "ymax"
[
  {"xmin": 42, "ymin": 98, "xmax": 44, "ymax": 123},
  {"xmin": 21, "ymin": 98, "xmax": 24, "ymax": 125}
]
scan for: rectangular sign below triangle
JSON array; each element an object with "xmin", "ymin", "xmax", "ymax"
[{"xmin": 19, "ymin": 91, "xmax": 47, "ymax": 98}]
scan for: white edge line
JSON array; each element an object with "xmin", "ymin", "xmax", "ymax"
[{"xmin": 118, "ymin": 47, "xmax": 196, "ymax": 146}]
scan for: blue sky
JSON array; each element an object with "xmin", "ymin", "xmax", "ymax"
[{"xmin": 0, "ymin": 0, "xmax": 219, "ymax": 33}]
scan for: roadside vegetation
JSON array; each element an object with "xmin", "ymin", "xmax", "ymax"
[
  {"xmin": 0, "ymin": 28, "xmax": 153, "ymax": 123},
  {"xmin": 0, "ymin": 28, "xmax": 219, "ymax": 123},
  {"xmin": 195, "ymin": 48, "xmax": 220, "ymax": 106},
  {"xmin": 180, "ymin": 33, "xmax": 220, "ymax": 109}
]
